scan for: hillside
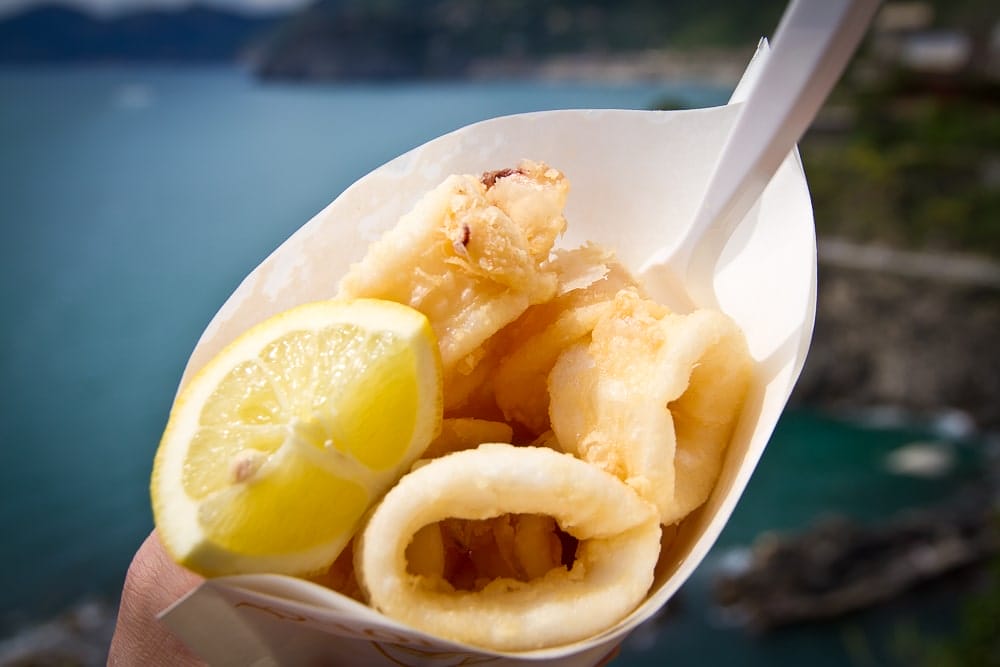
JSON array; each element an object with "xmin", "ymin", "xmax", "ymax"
[
  {"xmin": 255, "ymin": 0, "xmax": 788, "ymax": 80},
  {"xmin": 1, "ymin": 0, "xmax": 992, "ymax": 73},
  {"xmin": 0, "ymin": 4, "xmax": 280, "ymax": 62}
]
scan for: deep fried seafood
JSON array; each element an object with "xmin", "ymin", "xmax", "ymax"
[
  {"xmin": 549, "ymin": 289, "xmax": 752, "ymax": 525},
  {"xmin": 354, "ymin": 444, "xmax": 661, "ymax": 651},
  {"xmin": 431, "ymin": 514, "xmax": 565, "ymax": 591},
  {"xmin": 492, "ymin": 244, "xmax": 641, "ymax": 435},
  {"xmin": 438, "ymin": 335, "xmax": 503, "ymax": 415},
  {"xmin": 404, "ymin": 524, "xmax": 446, "ymax": 578},
  {"xmin": 337, "ymin": 161, "xmax": 569, "ymax": 408},
  {"xmin": 422, "ymin": 418, "xmax": 513, "ymax": 459},
  {"xmin": 308, "ymin": 539, "xmax": 364, "ymax": 601}
]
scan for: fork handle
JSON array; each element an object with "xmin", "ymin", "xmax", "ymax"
[{"xmin": 679, "ymin": 0, "xmax": 881, "ymax": 304}]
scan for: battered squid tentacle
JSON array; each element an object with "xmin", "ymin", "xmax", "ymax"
[{"xmin": 354, "ymin": 444, "xmax": 661, "ymax": 652}]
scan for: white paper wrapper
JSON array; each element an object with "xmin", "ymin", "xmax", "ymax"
[{"xmin": 160, "ymin": 43, "xmax": 816, "ymax": 665}]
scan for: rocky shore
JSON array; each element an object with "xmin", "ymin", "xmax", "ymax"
[
  {"xmin": 465, "ymin": 48, "xmax": 749, "ymax": 87},
  {"xmin": 0, "ymin": 599, "xmax": 116, "ymax": 667},
  {"xmin": 713, "ymin": 488, "xmax": 999, "ymax": 632},
  {"xmin": 794, "ymin": 239, "xmax": 1000, "ymax": 432}
]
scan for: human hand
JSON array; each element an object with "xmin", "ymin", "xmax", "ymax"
[{"xmin": 109, "ymin": 531, "xmax": 203, "ymax": 666}]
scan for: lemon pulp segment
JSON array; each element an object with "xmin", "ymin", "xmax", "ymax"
[
  {"xmin": 197, "ymin": 442, "xmax": 370, "ymax": 554},
  {"xmin": 152, "ymin": 299, "xmax": 442, "ymax": 577}
]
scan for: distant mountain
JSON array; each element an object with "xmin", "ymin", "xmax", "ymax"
[
  {"xmin": 0, "ymin": 4, "xmax": 283, "ymax": 62},
  {"xmin": 254, "ymin": 0, "xmax": 789, "ymax": 81},
  {"xmin": 253, "ymin": 0, "xmax": 998, "ymax": 82}
]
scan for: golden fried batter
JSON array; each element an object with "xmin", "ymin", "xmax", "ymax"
[
  {"xmin": 549, "ymin": 289, "xmax": 752, "ymax": 525},
  {"xmin": 338, "ymin": 161, "xmax": 569, "ymax": 410}
]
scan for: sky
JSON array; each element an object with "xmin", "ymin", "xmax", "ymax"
[{"xmin": 0, "ymin": 0, "xmax": 310, "ymax": 17}]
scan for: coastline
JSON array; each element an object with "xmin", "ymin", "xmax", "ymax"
[
  {"xmin": 795, "ymin": 239, "xmax": 1000, "ymax": 432},
  {"xmin": 253, "ymin": 44, "xmax": 755, "ymax": 87},
  {"xmin": 464, "ymin": 48, "xmax": 753, "ymax": 88}
]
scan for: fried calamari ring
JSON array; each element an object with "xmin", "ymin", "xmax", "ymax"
[
  {"xmin": 549, "ymin": 289, "xmax": 753, "ymax": 525},
  {"xmin": 355, "ymin": 444, "xmax": 661, "ymax": 651}
]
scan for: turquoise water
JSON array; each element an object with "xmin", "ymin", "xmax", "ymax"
[{"xmin": 0, "ymin": 66, "xmax": 984, "ymax": 662}]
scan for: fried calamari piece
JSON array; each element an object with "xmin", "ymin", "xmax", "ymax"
[
  {"xmin": 549, "ymin": 289, "xmax": 753, "ymax": 525},
  {"xmin": 404, "ymin": 523, "xmax": 446, "ymax": 578},
  {"xmin": 355, "ymin": 444, "xmax": 660, "ymax": 651},
  {"xmin": 435, "ymin": 514, "xmax": 565, "ymax": 592},
  {"xmin": 308, "ymin": 538, "xmax": 364, "ymax": 601},
  {"xmin": 492, "ymin": 244, "xmax": 642, "ymax": 435},
  {"xmin": 422, "ymin": 418, "xmax": 514, "ymax": 460},
  {"xmin": 337, "ymin": 161, "xmax": 569, "ymax": 406},
  {"xmin": 440, "ymin": 335, "xmax": 503, "ymax": 416}
]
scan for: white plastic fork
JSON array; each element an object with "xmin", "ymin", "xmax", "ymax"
[{"xmin": 639, "ymin": 0, "xmax": 882, "ymax": 312}]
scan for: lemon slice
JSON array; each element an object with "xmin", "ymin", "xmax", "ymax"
[{"xmin": 151, "ymin": 299, "xmax": 442, "ymax": 577}]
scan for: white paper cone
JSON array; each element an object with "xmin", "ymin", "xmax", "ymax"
[{"xmin": 160, "ymin": 40, "xmax": 816, "ymax": 664}]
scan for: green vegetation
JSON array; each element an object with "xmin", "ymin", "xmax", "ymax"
[
  {"xmin": 802, "ymin": 69, "xmax": 1000, "ymax": 258},
  {"xmin": 890, "ymin": 551, "xmax": 1000, "ymax": 667},
  {"xmin": 924, "ymin": 559, "xmax": 1000, "ymax": 667},
  {"xmin": 256, "ymin": 0, "xmax": 788, "ymax": 79}
]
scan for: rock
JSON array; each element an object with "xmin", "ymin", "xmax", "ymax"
[
  {"xmin": 792, "ymin": 242, "xmax": 1000, "ymax": 430},
  {"xmin": 711, "ymin": 491, "xmax": 1000, "ymax": 632},
  {"xmin": 0, "ymin": 598, "xmax": 117, "ymax": 667}
]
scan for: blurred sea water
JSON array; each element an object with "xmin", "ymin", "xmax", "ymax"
[{"xmin": 0, "ymin": 66, "xmax": 986, "ymax": 663}]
